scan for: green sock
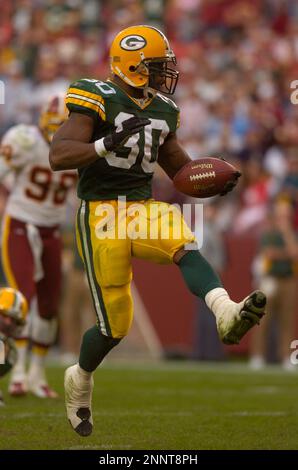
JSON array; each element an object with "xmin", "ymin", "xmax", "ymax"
[
  {"xmin": 178, "ymin": 251, "xmax": 222, "ymax": 300},
  {"xmin": 79, "ymin": 325, "xmax": 121, "ymax": 372}
]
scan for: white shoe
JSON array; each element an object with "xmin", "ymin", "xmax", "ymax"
[
  {"xmin": 217, "ymin": 290, "xmax": 266, "ymax": 345},
  {"xmin": 249, "ymin": 356, "xmax": 265, "ymax": 370},
  {"xmin": 29, "ymin": 380, "xmax": 58, "ymax": 398},
  {"xmin": 8, "ymin": 371, "xmax": 28, "ymax": 397},
  {"xmin": 0, "ymin": 389, "xmax": 5, "ymax": 406},
  {"xmin": 27, "ymin": 367, "xmax": 58, "ymax": 398},
  {"xmin": 64, "ymin": 364, "xmax": 94, "ymax": 437}
]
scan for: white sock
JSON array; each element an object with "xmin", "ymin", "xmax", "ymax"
[
  {"xmin": 75, "ymin": 364, "xmax": 93, "ymax": 383},
  {"xmin": 205, "ymin": 288, "xmax": 235, "ymax": 320},
  {"xmin": 28, "ymin": 344, "xmax": 48, "ymax": 381},
  {"xmin": 12, "ymin": 340, "xmax": 28, "ymax": 376}
]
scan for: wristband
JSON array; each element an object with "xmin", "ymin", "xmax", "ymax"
[{"xmin": 94, "ymin": 138, "xmax": 108, "ymax": 158}]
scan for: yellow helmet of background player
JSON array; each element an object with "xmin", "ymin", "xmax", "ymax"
[
  {"xmin": 110, "ymin": 25, "xmax": 179, "ymax": 95},
  {"xmin": 39, "ymin": 93, "xmax": 68, "ymax": 143},
  {"xmin": 0, "ymin": 287, "xmax": 28, "ymax": 326}
]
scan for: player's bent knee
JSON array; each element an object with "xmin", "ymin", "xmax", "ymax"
[{"xmin": 173, "ymin": 248, "xmax": 189, "ymax": 264}]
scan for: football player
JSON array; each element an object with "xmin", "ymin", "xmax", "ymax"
[
  {"xmin": 50, "ymin": 25, "xmax": 266, "ymax": 436},
  {"xmin": 0, "ymin": 94, "xmax": 77, "ymax": 398},
  {"xmin": 0, "ymin": 287, "xmax": 28, "ymax": 406}
]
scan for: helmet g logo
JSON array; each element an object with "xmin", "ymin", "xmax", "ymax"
[{"xmin": 120, "ymin": 35, "xmax": 147, "ymax": 51}]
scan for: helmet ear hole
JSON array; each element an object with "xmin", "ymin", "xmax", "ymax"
[{"xmin": 109, "ymin": 26, "xmax": 178, "ymax": 93}]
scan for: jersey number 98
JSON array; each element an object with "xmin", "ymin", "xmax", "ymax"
[{"xmin": 25, "ymin": 167, "xmax": 76, "ymax": 205}]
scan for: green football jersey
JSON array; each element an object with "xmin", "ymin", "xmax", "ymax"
[{"xmin": 66, "ymin": 78, "xmax": 180, "ymax": 200}]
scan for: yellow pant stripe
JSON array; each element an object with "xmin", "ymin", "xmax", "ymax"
[
  {"xmin": 31, "ymin": 344, "xmax": 48, "ymax": 356},
  {"xmin": 1, "ymin": 215, "xmax": 18, "ymax": 289},
  {"xmin": 15, "ymin": 339, "xmax": 28, "ymax": 348}
]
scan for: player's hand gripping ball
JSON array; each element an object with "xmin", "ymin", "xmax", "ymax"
[{"xmin": 173, "ymin": 157, "xmax": 241, "ymax": 198}]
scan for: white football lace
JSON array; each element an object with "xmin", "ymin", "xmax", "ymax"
[{"xmin": 189, "ymin": 171, "xmax": 216, "ymax": 181}]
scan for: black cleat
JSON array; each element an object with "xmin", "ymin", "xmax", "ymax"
[
  {"xmin": 218, "ymin": 290, "xmax": 266, "ymax": 345},
  {"xmin": 73, "ymin": 408, "xmax": 93, "ymax": 437}
]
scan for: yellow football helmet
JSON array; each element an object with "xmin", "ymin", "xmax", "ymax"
[
  {"xmin": 110, "ymin": 25, "xmax": 179, "ymax": 95},
  {"xmin": 39, "ymin": 93, "xmax": 68, "ymax": 143},
  {"xmin": 0, "ymin": 287, "xmax": 28, "ymax": 326}
]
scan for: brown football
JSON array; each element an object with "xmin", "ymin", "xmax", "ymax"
[{"xmin": 173, "ymin": 157, "xmax": 241, "ymax": 198}]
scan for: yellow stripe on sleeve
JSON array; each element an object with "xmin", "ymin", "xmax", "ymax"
[
  {"xmin": 68, "ymin": 87, "xmax": 105, "ymax": 105},
  {"xmin": 1, "ymin": 216, "xmax": 19, "ymax": 289},
  {"xmin": 66, "ymin": 97, "xmax": 106, "ymax": 121}
]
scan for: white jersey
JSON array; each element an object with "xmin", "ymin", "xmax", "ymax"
[{"xmin": 0, "ymin": 124, "xmax": 76, "ymax": 227}]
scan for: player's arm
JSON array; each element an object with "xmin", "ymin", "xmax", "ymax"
[
  {"xmin": 0, "ymin": 124, "xmax": 36, "ymax": 179},
  {"xmin": 158, "ymin": 132, "xmax": 240, "ymax": 196},
  {"xmin": 49, "ymin": 112, "xmax": 98, "ymax": 171},
  {"xmin": 157, "ymin": 132, "xmax": 191, "ymax": 179},
  {"xmin": 50, "ymin": 112, "xmax": 150, "ymax": 171}
]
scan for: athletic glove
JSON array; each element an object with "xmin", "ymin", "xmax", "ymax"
[
  {"xmin": 103, "ymin": 116, "xmax": 151, "ymax": 151},
  {"xmin": 220, "ymin": 171, "xmax": 241, "ymax": 196}
]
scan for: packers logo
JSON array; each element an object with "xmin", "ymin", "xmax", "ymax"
[{"xmin": 120, "ymin": 35, "xmax": 147, "ymax": 51}]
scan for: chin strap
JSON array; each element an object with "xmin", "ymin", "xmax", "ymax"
[{"xmin": 143, "ymin": 87, "xmax": 157, "ymax": 99}]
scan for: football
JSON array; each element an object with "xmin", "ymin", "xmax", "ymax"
[{"xmin": 173, "ymin": 157, "xmax": 241, "ymax": 198}]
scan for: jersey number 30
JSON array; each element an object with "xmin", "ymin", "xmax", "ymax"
[{"xmin": 105, "ymin": 112, "xmax": 169, "ymax": 173}]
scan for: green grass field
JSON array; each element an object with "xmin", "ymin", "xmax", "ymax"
[{"xmin": 0, "ymin": 361, "xmax": 298, "ymax": 450}]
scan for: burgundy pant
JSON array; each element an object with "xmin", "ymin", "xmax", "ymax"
[{"xmin": 2, "ymin": 216, "xmax": 62, "ymax": 319}]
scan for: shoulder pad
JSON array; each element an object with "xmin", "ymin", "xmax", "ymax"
[
  {"xmin": 66, "ymin": 78, "xmax": 117, "ymax": 121},
  {"xmin": 68, "ymin": 78, "xmax": 118, "ymax": 99}
]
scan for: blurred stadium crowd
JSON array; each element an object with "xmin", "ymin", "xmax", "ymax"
[{"xmin": 1, "ymin": 0, "xmax": 298, "ymax": 364}]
